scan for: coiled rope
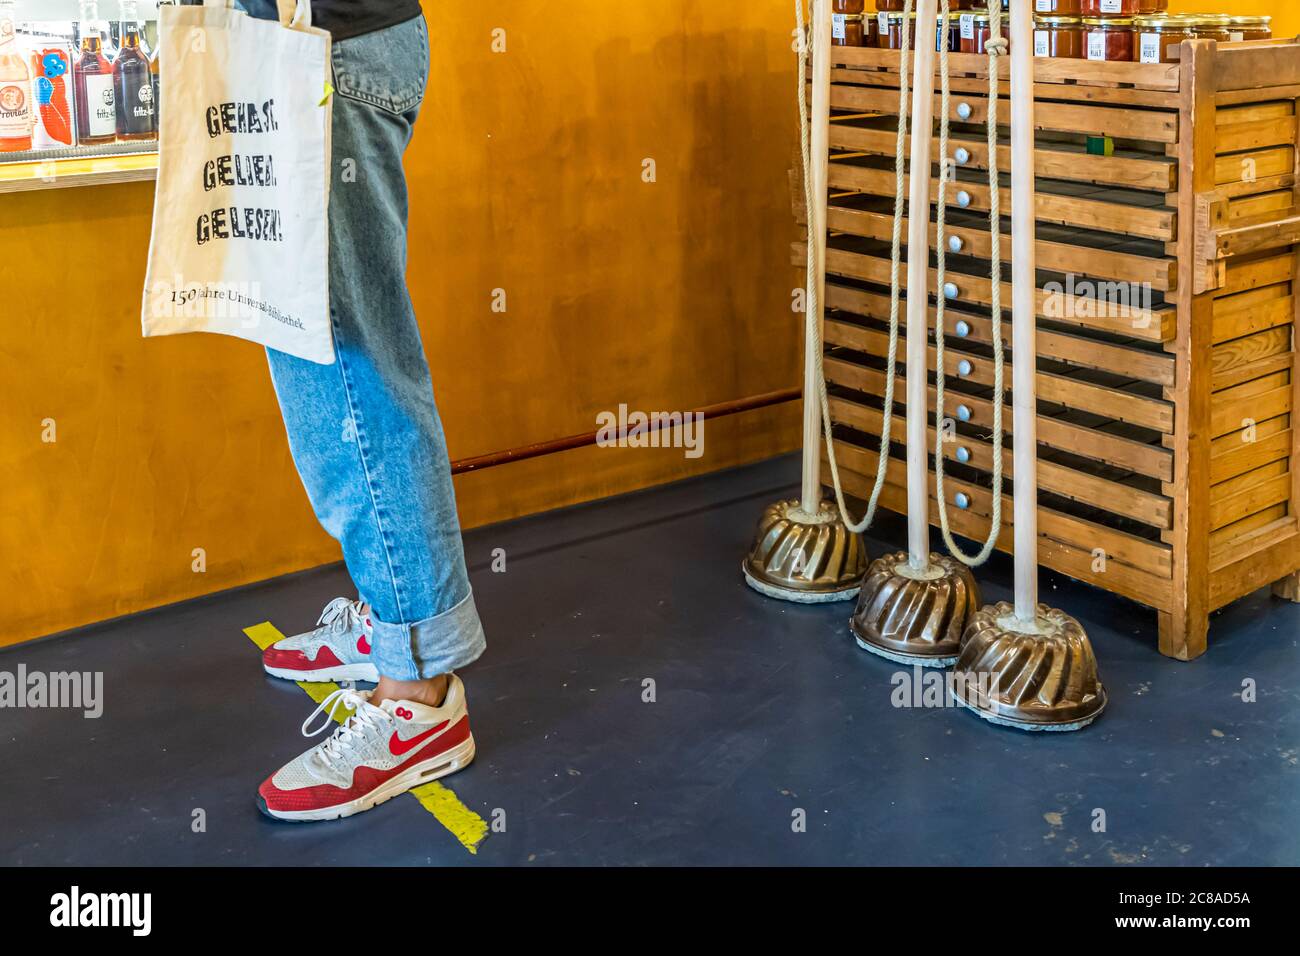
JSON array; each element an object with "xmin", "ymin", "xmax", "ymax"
[
  {"xmin": 796, "ymin": 0, "xmax": 912, "ymax": 533},
  {"xmin": 932, "ymin": 2, "xmax": 1007, "ymax": 566}
]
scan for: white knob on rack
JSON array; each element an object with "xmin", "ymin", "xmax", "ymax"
[
  {"xmin": 955, "ymin": 190, "xmax": 972, "ymax": 208},
  {"xmin": 956, "ymin": 102, "xmax": 973, "ymax": 120},
  {"xmin": 955, "ymin": 492, "xmax": 971, "ymax": 510},
  {"xmin": 954, "ymin": 320, "xmax": 971, "ymax": 337},
  {"xmin": 957, "ymin": 359, "xmax": 973, "ymax": 377},
  {"xmin": 943, "ymin": 282, "xmax": 959, "ymax": 300},
  {"xmin": 948, "ymin": 235, "xmax": 964, "ymax": 254},
  {"xmin": 955, "ymin": 446, "xmax": 971, "ymax": 464},
  {"xmin": 956, "ymin": 404, "xmax": 972, "ymax": 422},
  {"xmin": 954, "ymin": 147, "xmax": 971, "ymax": 165}
]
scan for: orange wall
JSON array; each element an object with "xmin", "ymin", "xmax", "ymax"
[{"xmin": 0, "ymin": 3, "xmax": 804, "ymax": 647}]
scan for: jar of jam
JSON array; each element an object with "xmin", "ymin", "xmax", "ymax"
[
  {"xmin": 1134, "ymin": 13, "xmax": 1197, "ymax": 63},
  {"xmin": 833, "ymin": 0, "xmax": 865, "ymax": 11},
  {"xmin": 1080, "ymin": 0, "xmax": 1165, "ymax": 15},
  {"xmin": 1191, "ymin": 14, "xmax": 1232, "ymax": 43},
  {"xmin": 1227, "ymin": 16, "xmax": 1272, "ymax": 42},
  {"xmin": 960, "ymin": 11, "xmax": 1014, "ymax": 54},
  {"xmin": 1033, "ymin": 0, "xmax": 1082, "ymax": 14},
  {"xmin": 1083, "ymin": 16, "xmax": 1135, "ymax": 62},
  {"xmin": 832, "ymin": 12, "xmax": 867, "ymax": 46},
  {"xmin": 936, "ymin": 12, "xmax": 962, "ymax": 52},
  {"xmin": 883, "ymin": 12, "xmax": 917, "ymax": 51},
  {"xmin": 1034, "ymin": 16, "xmax": 1085, "ymax": 58},
  {"xmin": 875, "ymin": 0, "xmax": 907, "ymax": 11}
]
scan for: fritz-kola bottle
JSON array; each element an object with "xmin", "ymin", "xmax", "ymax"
[
  {"xmin": 113, "ymin": 0, "xmax": 153, "ymax": 140},
  {"xmin": 0, "ymin": 0, "xmax": 34, "ymax": 152},
  {"xmin": 74, "ymin": 0, "xmax": 115, "ymax": 145}
]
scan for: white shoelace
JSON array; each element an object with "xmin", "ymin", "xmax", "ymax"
[
  {"xmin": 300, "ymin": 688, "xmax": 391, "ymax": 773},
  {"xmin": 316, "ymin": 596, "xmax": 366, "ymax": 633}
]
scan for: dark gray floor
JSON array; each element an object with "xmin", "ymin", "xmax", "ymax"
[{"xmin": 4, "ymin": 454, "xmax": 1298, "ymax": 866}]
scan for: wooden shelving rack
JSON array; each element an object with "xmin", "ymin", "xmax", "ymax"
[
  {"xmin": 805, "ymin": 38, "xmax": 1300, "ymax": 659},
  {"xmin": 0, "ymin": 151, "xmax": 157, "ymax": 194}
]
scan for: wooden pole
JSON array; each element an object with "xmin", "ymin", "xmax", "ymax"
[
  {"xmin": 1009, "ymin": 0, "xmax": 1038, "ymax": 623},
  {"xmin": 801, "ymin": 0, "xmax": 833, "ymax": 515},
  {"xmin": 906, "ymin": 0, "xmax": 939, "ymax": 569}
]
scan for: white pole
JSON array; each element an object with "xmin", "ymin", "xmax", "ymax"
[
  {"xmin": 906, "ymin": 0, "xmax": 939, "ymax": 569},
  {"xmin": 801, "ymin": 0, "xmax": 833, "ymax": 515},
  {"xmin": 1009, "ymin": 0, "xmax": 1038, "ymax": 623}
]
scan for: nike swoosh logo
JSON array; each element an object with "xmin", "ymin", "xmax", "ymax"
[{"xmin": 389, "ymin": 721, "xmax": 449, "ymax": 757}]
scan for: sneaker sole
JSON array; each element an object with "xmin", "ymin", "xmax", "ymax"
[
  {"xmin": 257, "ymin": 734, "xmax": 476, "ymax": 823},
  {"xmin": 263, "ymin": 662, "xmax": 380, "ymax": 683}
]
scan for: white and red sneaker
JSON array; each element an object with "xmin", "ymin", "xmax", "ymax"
[
  {"xmin": 257, "ymin": 676, "xmax": 475, "ymax": 822},
  {"xmin": 262, "ymin": 597, "xmax": 378, "ymax": 683}
]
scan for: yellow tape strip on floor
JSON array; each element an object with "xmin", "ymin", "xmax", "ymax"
[{"xmin": 243, "ymin": 622, "xmax": 489, "ymax": 854}]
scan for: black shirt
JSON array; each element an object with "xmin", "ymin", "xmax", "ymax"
[{"xmin": 311, "ymin": 1, "xmax": 422, "ymax": 41}]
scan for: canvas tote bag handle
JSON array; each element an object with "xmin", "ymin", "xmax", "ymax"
[{"xmin": 199, "ymin": 0, "xmax": 313, "ymax": 30}]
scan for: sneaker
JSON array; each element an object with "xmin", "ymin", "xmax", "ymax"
[
  {"xmin": 262, "ymin": 597, "xmax": 379, "ymax": 683},
  {"xmin": 257, "ymin": 677, "xmax": 475, "ymax": 822}
]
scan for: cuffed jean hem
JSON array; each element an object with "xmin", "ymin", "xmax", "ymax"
[{"xmin": 370, "ymin": 589, "xmax": 487, "ymax": 681}]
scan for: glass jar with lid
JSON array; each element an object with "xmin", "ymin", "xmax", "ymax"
[
  {"xmin": 1190, "ymin": 14, "xmax": 1232, "ymax": 43},
  {"xmin": 832, "ymin": 13, "xmax": 867, "ymax": 46},
  {"xmin": 936, "ymin": 11, "xmax": 961, "ymax": 52},
  {"xmin": 1134, "ymin": 13, "xmax": 1197, "ymax": 63},
  {"xmin": 1033, "ymin": 0, "xmax": 1082, "ymax": 14},
  {"xmin": 1080, "ymin": 0, "xmax": 1166, "ymax": 15},
  {"xmin": 878, "ymin": 0, "xmax": 978, "ymax": 10},
  {"xmin": 882, "ymin": 11, "xmax": 917, "ymax": 51},
  {"xmin": 1083, "ymin": 16, "xmax": 1135, "ymax": 62},
  {"xmin": 1034, "ymin": 16, "xmax": 1085, "ymax": 58},
  {"xmin": 833, "ymin": 0, "xmax": 865, "ymax": 12},
  {"xmin": 1227, "ymin": 16, "xmax": 1272, "ymax": 42}
]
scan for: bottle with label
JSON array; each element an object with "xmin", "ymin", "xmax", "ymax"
[
  {"xmin": 0, "ymin": 0, "xmax": 34, "ymax": 152},
  {"xmin": 149, "ymin": 29, "xmax": 159, "ymax": 125},
  {"xmin": 31, "ymin": 44, "xmax": 77, "ymax": 149},
  {"xmin": 74, "ymin": 0, "xmax": 116, "ymax": 144},
  {"xmin": 113, "ymin": 0, "xmax": 154, "ymax": 140}
]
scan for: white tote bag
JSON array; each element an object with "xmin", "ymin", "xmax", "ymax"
[{"xmin": 141, "ymin": 0, "xmax": 335, "ymax": 364}]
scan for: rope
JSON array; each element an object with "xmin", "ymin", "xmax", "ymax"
[
  {"xmin": 931, "ymin": 2, "xmax": 1007, "ymax": 566},
  {"xmin": 796, "ymin": 0, "xmax": 912, "ymax": 533}
]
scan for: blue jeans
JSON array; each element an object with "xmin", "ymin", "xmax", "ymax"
[{"xmin": 240, "ymin": 5, "xmax": 486, "ymax": 680}]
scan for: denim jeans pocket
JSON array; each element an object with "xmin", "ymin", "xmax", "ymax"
[{"xmin": 330, "ymin": 15, "xmax": 429, "ymax": 115}]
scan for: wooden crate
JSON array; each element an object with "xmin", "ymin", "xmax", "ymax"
[{"xmin": 804, "ymin": 39, "xmax": 1300, "ymax": 659}]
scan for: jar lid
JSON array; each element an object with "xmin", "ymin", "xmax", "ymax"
[
  {"xmin": 885, "ymin": 11, "xmax": 919, "ymax": 20},
  {"xmin": 1082, "ymin": 16, "xmax": 1135, "ymax": 27},
  {"xmin": 1191, "ymin": 14, "xmax": 1231, "ymax": 26},
  {"xmin": 1228, "ymin": 16, "xmax": 1271, "ymax": 27},
  {"xmin": 1036, "ymin": 15, "xmax": 1084, "ymax": 26},
  {"xmin": 843, "ymin": 13, "xmax": 864, "ymax": 21},
  {"xmin": 1134, "ymin": 13, "xmax": 1199, "ymax": 30}
]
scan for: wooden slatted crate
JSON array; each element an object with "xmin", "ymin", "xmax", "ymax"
[{"xmin": 803, "ymin": 38, "xmax": 1300, "ymax": 659}]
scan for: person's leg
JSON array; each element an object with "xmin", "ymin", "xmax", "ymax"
[{"xmin": 265, "ymin": 14, "xmax": 485, "ymax": 691}]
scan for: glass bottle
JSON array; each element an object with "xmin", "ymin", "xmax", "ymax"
[
  {"xmin": 149, "ymin": 25, "xmax": 159, "ymax": 127},
  {"xmin": 0, "ymin": 0, "xmax": 34, "ymax": 152},
  {"xmin": 74, "ymin": 0, "xmax": 116, "ymax": 144},
  {"xmin": 113, "ymin": 0, "xmax": 154, "ymax": 140}
]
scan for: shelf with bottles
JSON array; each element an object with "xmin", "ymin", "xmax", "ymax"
[{"xmin": 0, "ymin": 0, "xmax": 160, "ymax": 171}]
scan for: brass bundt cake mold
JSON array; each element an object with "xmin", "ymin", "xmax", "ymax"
[
  {"xmin": 849, "ymin": 550, "xmax": 982, "ymax": 666},
  {"xmin": 742, "ymin": 499, "xmax": 867, "ymax": 603},
  {"xmin": 950, "ymin": 601, "xmax": 1107, "ymax": 731}
]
